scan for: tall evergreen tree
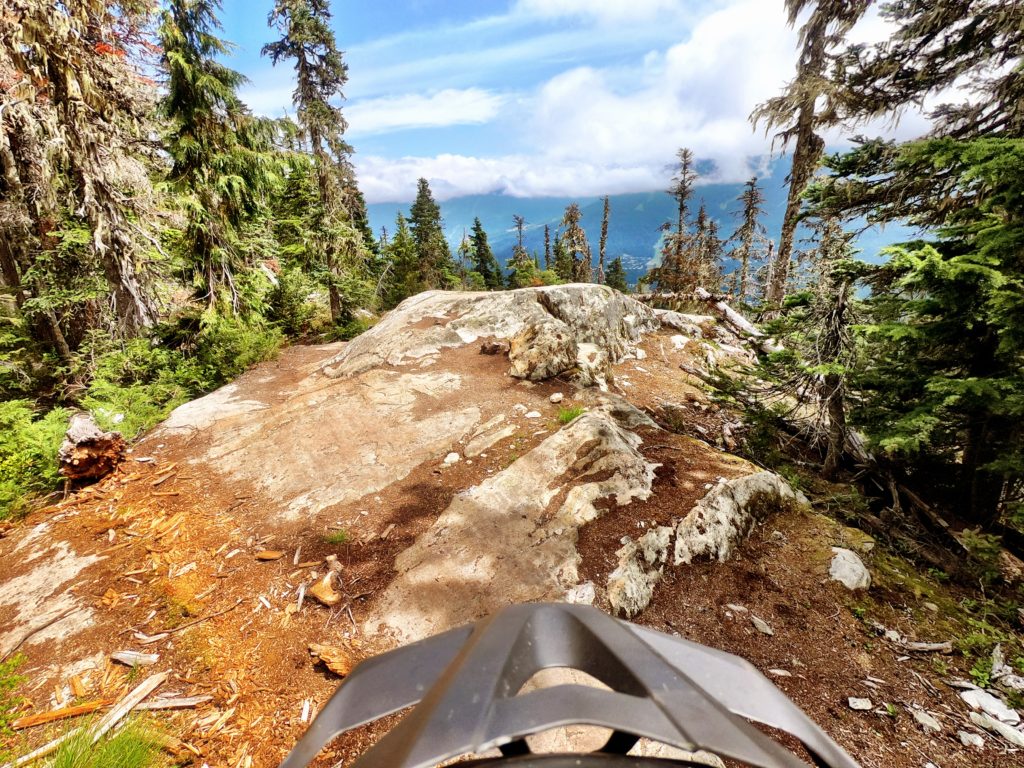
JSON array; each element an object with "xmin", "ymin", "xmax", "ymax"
[
  {"xmin": 161, "ymin": 0, "xmax": 277, "ymax": 312},
  {"xmin": 649, "ymin": 148, "xmax": 698, "ymax": 294},
  {"xmin": 560, "ymin": 203, "xmax": 592, "ymax": 282},
  {"xmin": 507, "ymin": 215, "xmax": 538, "ymax": 288},
  {"xmin": 1, "ymin": 0, "xmax": 159, "ymax": 360},
  {"xmin": 605, "ymin": 257, "xmax": 629, "ymax": 293},
  {"xmin": 468, "ymin": 217, "xmax": 502, "ymax": 290},
  {"xmin": 805, "ymin": 1, "xmax": 1024, "ymax": 527},
  {"xmin": 382, "ymin": 212, "xmax": 419, "ymax": 308},
  {"xmin": 408, "ymin": 178, "xmax": 455, "ymax": 289},
  {"xmin": 727, "ymin": 177, "xmax": 770, "ymax": 302},
  {"xmin": 598, "ymin": 196, "xmax": 611, "ymax": 284},
  {"xmin": 752, "ymin": 0, "xmax": 871, "ymax": 308},
  {"xmin": 552, "ymin": 234, "xmax": 573, "ymax": 282},
  {"xmin": 543, "ymin": 225, "xmax": 552, "ymax": 270},
  {"xmin": 264, "ymin": 0, "xmax": 369, "ymax": 322}
]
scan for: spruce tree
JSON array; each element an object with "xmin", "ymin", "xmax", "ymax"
[
  {"xmin": 408, "ymin": 178, "xmax": 456, "ymax": 289},
  {"xmin": 605, "ymin": 257, "xmax": 629, "ymax": 293},
  {"xmin": 804, "ymin": 1, "xmax": 1024, "ymax": 526},
  {"xmin": 727, "ymin": 177, "xmax": 770, "ymax": 302},
  {"xmin": 468, "ymin": 218, "xmax": 502, "ymax": 290},
  {"xmin": 507, "ymin": 215, "xmax": 535, "ymax": 288},
  {"xmin": 161, "ymin": 0, "xmax": 278, "ymax": 312},
  {"xmin": 649, "ymin": 148, "xmax": 698, "ymax": 294},
  {"xmin": 1, "ymin": 0, "xmax": 159, "ymax": 358},
  {"xmin": 383, "ymin": 212, "xmax": 419, "ymax": 308},
  {"xmin": 598, "ymin": 196, "xmax": 611, "ymax": 284},
  {"xmin": 543, "ymin": 225, "xmax": 552, "ymax": 270},
  {"xmin": 752, "ymin": 0, "xmax": 870, "ymax": 309},
  {"xmin": 264, "ymin": 0, "xmax": 369, "ymax": 323},
  {"xmin": 560, "ymin": 203, "xmax": 592, "ymax": 282},
  {"xmin": 552, "ymin": 235, "xmax": 573, "ymax": 282}
]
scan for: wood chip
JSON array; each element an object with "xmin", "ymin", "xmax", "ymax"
[
  {"xmin": 110, "ymin": 651, "xmax": 159, "ymax": 667},
  {"xmin": 69, "ymin": 675, "xmax": 87, "ymax": 698},
  {"xmin": 255, "ymin": 550, "xmax": 284, "ymax": 561},
  {"xmin": 135, "ymin": 695, "xmax": 212, "ymax": 711},
  {"xmin": 12, "ymin": 699, "xmax": 113, "ymax": 730},
  {"xmin": 151, "ymin": 472, "xmax": 176, "ymax": 487},
  {"xmin": 309, "ymin": 643, "xmax": 354, "ymax": 677}
]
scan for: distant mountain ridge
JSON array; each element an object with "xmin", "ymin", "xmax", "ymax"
[{"xmin": 367, "ymin": 162, "xmax": 915, "ymax": 284}]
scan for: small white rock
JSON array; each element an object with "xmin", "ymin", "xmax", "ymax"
[
  {"xmin": 912, "ymin": 709, "xmax": 942, "ymax": 734},
  {"xmin": 848, "ymin": 697, "xmax": 873, "ymax": 711},
  {"xmin": 970, "ymin": 711, "xmax": 1024, "ymax": 747},
  {"xmin": 549, "ymin": 392, "xmax": 564, "ymax": 403},
  {"xmin": 524, "ymin": 411, "xmax": 542, "ymax": 419},
  {"xmin": 635, "ymin": 348, "xmax": 647, "ymax": 360},
  {"xmin": 829, "ymin": 547, "xmax": 871, "ymax": 590},
  {"xmin": 958, "ymin": 730, "xmax": 984, "ymax": 748},
  {"xmin": 961, "ymin": 688, "xmax": 1020, "ymax": 725},
  {"xmin": 725, "ymin": 603, "xmax": 748, "ymax": 613},
  {"xmin": 564, "ymin": 581, "xmax": 596, "ymax": 605},
  {"xmin": 768, "ymin": 669, "xmax": 792, "ymax": 677},
  {"xmin": 443, "ymin": 452, "xmax": 460, "ymax": 465},
  {"xmin": 513, "ymin": 404, "xmax": 528, "ymax": 415},
  {"xmin": 750, "ymin": 615, "xmax": 774, "ymax": 636}
]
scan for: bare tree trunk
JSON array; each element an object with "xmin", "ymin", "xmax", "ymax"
[
  {"xmin": 765, "ymin": 105, "xmax": 823, "ymax": 311},
  {"xmin": 822, "ymin": 373, "xmax": 846, "ymax": 480},
  {"xmin": 598, "ymin": 196, "xmax": 610, "ymax": 284}
]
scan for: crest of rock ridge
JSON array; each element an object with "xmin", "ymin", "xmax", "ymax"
[{"xmin": 322, "ymin": 284, "xmax": 660, "ymax": 382}]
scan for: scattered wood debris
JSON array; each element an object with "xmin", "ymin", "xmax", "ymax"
[{"xmin": 308, "ymin": 644, "xmax": 354, "ymax": 677}]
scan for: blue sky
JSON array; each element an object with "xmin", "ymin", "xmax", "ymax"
[{"xmin": 218, "ymin": 0, "xmax": 928, "ymax": 203}]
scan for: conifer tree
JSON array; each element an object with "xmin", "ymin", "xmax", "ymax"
[
  {"xmin": 605, "ymin": 257, "xmax": 629, "ymax": 293},
  {"xmin": 552, "ymin": 235, "xmax": 573, "ymax": 282},
  {"xmin": 727, "ymin": 177, "xmax": 770, "ymax": 302},
  {"xmin": 408, "ymin": 178, "xmax": 456, "ymax": 289},
  {"xmin": 649, "ymin": 148, "xmax": 698, "ymax": 294},
  {"xmin": 264, "ymin": 0, "xmax": 369, "ymax": 322},
  {"xmin": 543, "ymin": 225, "xmax": 552, "ymax": 270},
  {"xmin": 161, "ymin": 0, "xmax": 278, "ymax": 312},
  {"xmin": 560, "ymin": 203, "xmax": 592, "ymax": 282},
  {"xmin": 468, "ymin": 218, "xmax": 502, "ymax": 290},
  {"xmin": 805, "ymin": 1, "xmax": 1024, "ymax": 526},
  {"xmin": 383, "ymin": 212, "xmax": 419, "ymax": 308},
  {"xmin": 1, "ymin": 0, "xmax": 159, "ymax": 357},
  {"xmin": 752, "ymin": 0, "xmax": 870, "ymax": 308},
  {"xmin": 598, "ymin": 196, "xmax": 611, "ymax": 284},
  {"xmin": 506, "ymin": 215, "xmax": 535, "ymax": 288}
]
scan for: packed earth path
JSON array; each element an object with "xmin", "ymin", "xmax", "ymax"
[{"xmin": 0, "ymin": 285, "xmax": 1020, "ymax": 768}]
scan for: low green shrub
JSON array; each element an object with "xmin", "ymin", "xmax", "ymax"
[
  {"xmin": 0, "ymin": 402, "xmax": 69, "ymax": 520},
  {"xmin": 0, "ymin": 654, "xmax": 25, "ymax": 739}
]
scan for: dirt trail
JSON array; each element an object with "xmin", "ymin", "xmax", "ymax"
[{"xmin": 0, "ymin": 287, "xmax": 1019, "ymax": 768}]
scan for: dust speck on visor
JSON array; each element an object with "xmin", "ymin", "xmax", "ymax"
[{"xmin": 280, "ymin": 602, "xmax": 860, "ymax": 768}]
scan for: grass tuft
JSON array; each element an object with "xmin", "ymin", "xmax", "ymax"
[
  {"xmin": 49, "ymin": 716, "xmax": 163, "ymax": 768},
  {"xmin": 323, "ymin": 530, "xmax": 349, "ymax": 545},
  {"xmin": 556, "ymin": 406, "xmax": 585, "ymax": 425}
]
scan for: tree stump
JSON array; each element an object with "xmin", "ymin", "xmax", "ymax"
[{"xmin": 58, "ymin": 413, "xmax": 126, "ymax": 481}]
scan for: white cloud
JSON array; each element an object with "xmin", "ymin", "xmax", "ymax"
[
  {"xmin": 346, "ymin": 89, "xmax": 508, "ymax": 136},
  {"xmin": 355, "ymin": 154, "xmax": 666, "ymax": 203},
  {"xmin": 355, "ymin": 0, "xmax": 940, "ymax": 203},
  {"xmin": 514, "ymin": 0, "xmax": 685, "ymax": 24}
]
